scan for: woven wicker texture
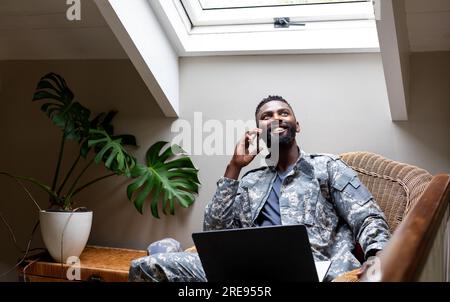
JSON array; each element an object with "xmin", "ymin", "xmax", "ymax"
[{"xmin": 340, "ymin": 152, "xmax": 432, "ymax": 233}]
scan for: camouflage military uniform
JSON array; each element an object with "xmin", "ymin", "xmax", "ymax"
[
  {"xmin": 205, "ymin": 150, "xmax": 391, "ymax": 281},
  {"xmin": 129, "ymin": 150, "xmax": 391, "ymax": 282}
]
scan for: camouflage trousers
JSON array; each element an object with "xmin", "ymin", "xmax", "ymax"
[{"xmin": 129, "ymin": 238, "xmax": 207, "ymax": 282}]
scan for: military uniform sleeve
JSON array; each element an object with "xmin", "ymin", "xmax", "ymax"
[
  {"xmin": 203, "ymin": 177, "xmax": 243, "ymax": 231},
  {"xmin": 328, "ymin": 159, "xmax": 391, "ymax": 259}
]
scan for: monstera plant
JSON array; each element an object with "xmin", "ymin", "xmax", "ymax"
[
  {"xmin": 2, "ymin": 73, "xmax": 137, "ymax": 211},
  {"xmin": 126, "ymin": 142, "xmax": 200, "ymax": 218},
  {"xmin": 1, "ymin": 72, "xmax": 200, "ymax": 263}
]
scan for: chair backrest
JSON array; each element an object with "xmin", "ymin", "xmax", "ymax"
[{"xmin": 340, "ymin": 152, "xmax": 433, "ymax": 233}]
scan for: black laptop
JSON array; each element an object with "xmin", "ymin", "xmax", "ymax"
[{"xmin": 192, "ymin": 225, "xmax": 330, "ymax": 282}]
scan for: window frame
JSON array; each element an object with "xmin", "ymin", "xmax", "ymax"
[
  {"xmin": 149, "ymin": 0, "xmax": 380, "ymax": 56},
  {"xmin": 181, "ymin": 0, "xmax": 374, "ymax": 28}
]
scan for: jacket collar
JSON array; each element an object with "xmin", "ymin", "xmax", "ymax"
[{"xmin": 267, "ymin": 148, "xmax": 315, "ymax": 179}]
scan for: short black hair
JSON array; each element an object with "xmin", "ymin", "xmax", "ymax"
[{"xmin": 255, "ymin": 95, "xmax": 293, "ymax": 120}]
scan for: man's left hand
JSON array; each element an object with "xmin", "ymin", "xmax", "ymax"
[{"xmin": 357, "ymin": 250, "xmax": 382, "ymax": 281}]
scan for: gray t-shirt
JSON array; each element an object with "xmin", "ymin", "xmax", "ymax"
[{"xmin": 255, "ymin": 164, "xmax": 294, "ymax": 227}]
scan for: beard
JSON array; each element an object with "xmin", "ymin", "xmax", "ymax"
[{"xmin": 262, "ymin": 122, "xmax": 296, "ymax": 149}]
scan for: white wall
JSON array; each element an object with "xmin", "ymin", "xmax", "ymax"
[{"xmin": 0, "ymin": 52, "xmax": 448, "ymax": 281}]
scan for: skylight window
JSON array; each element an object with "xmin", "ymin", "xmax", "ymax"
[{"xmin": 151, "ymin": 0, "xmax": 379, "ymax": 55}]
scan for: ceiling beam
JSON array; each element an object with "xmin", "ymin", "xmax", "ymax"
[
  {"xmin": 376, "ymin": 0, "xmax": 410, "ymax": 121},
  {"xmin": 94, "ymin": 0, "xmax": 179, "ymax": 117}
]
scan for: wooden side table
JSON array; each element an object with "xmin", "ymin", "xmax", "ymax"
[{"xmin": 19, "ymin": 246, "xmax": 147, "ymax": 282}]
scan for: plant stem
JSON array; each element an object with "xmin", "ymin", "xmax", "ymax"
[
  {"xmin": 51, "ymin": 133, "xmax": 66, "ymax": 193},
  {"xmin": 57, "ymin": 152, "xmax": 82, "ymax": 195},
  {"xmin": 71, "ymin": 173, "xmax": 116, "ymax": 197},
  {"xmin": 64, "ymin": 157, "xmax": 95, "ymax": 207},
  {"xmin": 0, "ymin": 172, "xmax": 44, "ymax": 211},
  {"xmin": 0, "ymin": 211, "xmax": 22, "ymax": 252}
]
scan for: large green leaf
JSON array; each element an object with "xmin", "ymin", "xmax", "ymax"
[
  {"xmin": 81, "ymin": 110, "xmax": 137, "ymax": 158},
  {"xmin": 32, "ymin": 73, "xmax": 90, "ymax": 141},
  {"xmin": 88, "ymin": 129, "xmax": 136, "ymax": 177},
  {"xmin": 127, "ymin": 142, "xmax": 200, "ymax": 218}
]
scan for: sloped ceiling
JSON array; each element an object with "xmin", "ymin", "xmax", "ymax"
[
  {"xmin": 405, "ymin": 0, "xmax": 450, "ymax": 52},
  {"xmin": 0, "ymin": 0, "xmax": 127, "ymax": 59},
  {"xmin": 1, "ymin": 0, "xmax": 449, "ymax": 60}
]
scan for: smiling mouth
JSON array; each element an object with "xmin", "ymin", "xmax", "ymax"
[{"xmin": 271, "ymin": 127, "xmax": 288, "ymax": 134}]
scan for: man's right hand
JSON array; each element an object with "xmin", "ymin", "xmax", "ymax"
[{"xmin": 224, "ymin": 129, "xmax": 262, "ymax": 180}]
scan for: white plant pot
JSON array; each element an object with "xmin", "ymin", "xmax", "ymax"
[{"xmin": 39, "ymin": 210, "xmax": 92, "ymax": 263}]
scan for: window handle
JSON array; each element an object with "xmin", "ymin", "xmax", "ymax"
[{"xmin": 274, "ymin": 17, "xmax": 305, "ymax": 28}]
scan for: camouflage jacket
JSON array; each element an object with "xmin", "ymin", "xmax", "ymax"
[{"xmin": 204, "ymin": 150, "xmax": 391, "ymax": 281}]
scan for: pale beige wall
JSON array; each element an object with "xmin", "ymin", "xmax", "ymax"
[
  {"xmin": 0, "ymin": 52, "xmax": 449, "ymax": 281},
  {"xmin": 179, "ymin": 52, "xmax": 449, "ymax": 175}
]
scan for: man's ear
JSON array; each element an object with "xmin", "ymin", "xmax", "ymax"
[{"xmin": 296, "ymin": 122, "xmax": 301, "ymax": 133}]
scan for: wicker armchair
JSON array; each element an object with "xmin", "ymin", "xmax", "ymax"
[
  {"xmin": 189, "ymin": 152, "xmax": 449, "ymax": 281},
  {"xmin": 340, "ymin": 151, "xmax": 450, "ymax": 282},
  {"xmin": 340, "ymin": 152, "xmax": 433, "ymax": 233}
]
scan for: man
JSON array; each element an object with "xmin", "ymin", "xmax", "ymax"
[{"xmin": 129, "ymin": 95, "xmax": 391, "ymax": 282}]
